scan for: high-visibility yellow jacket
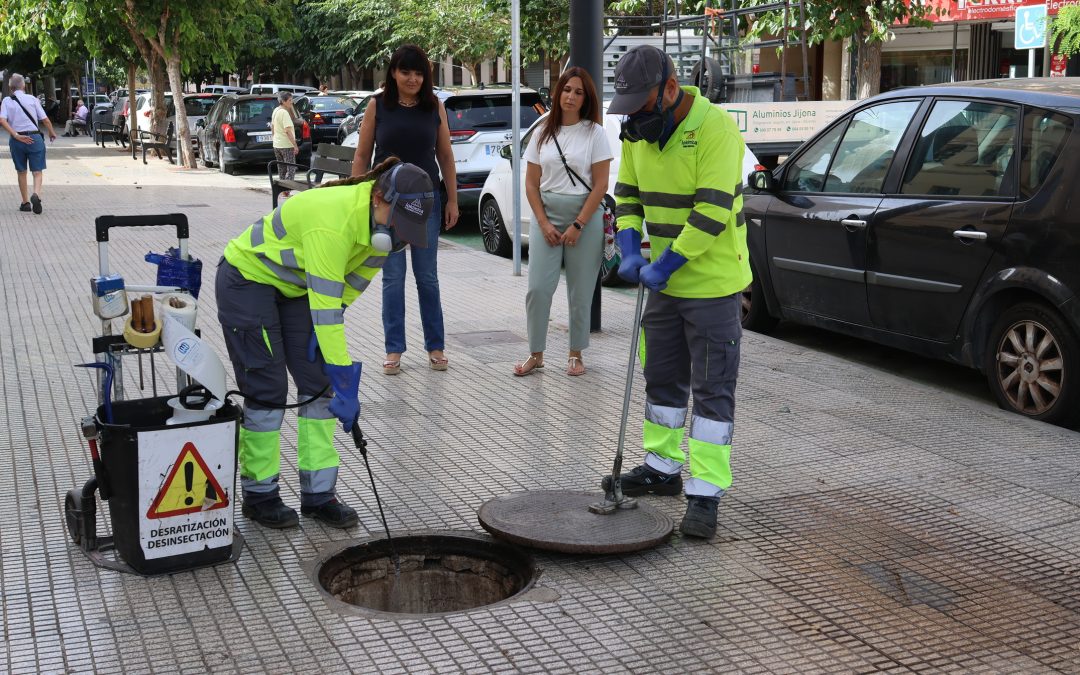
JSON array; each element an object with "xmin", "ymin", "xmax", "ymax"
[
  {"xmin": 223, "ymin": 182, "xmax": 387, "ymax": 366},
  {"xmin": 614, "ymin": 86, "xmax": 752, "ymax": 298}
]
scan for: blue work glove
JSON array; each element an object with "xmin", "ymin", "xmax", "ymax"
[
  {"xmin": 324, "ymin": 362, "xmax": 362, "ymax": 431},
  {"xmin": 639, "ymin": 248, "xmax": 689, "ymax": 292},
  {"xmin": 616, "ymin": 228, "xmax": 648, "ymax": 284}
]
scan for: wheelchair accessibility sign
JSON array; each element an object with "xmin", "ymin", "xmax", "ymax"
[{"xmin": 1015, "ymin": 4, "xmax": 1046, "ymax": 51}]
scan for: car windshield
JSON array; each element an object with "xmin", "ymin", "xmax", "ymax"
[
  {"xmin": 234, "ymin": 99, "xmax": 277, "ymax": 123},
  {"xmin": 183, "ymin": 97, "xmax": 219, "ymax": 116},
  {"xmin": 307, "ymin": 96, "xmax": 353, "ymax": 112},
  {"xmin": 445, "ymin": 93, "xmax": 542, "ymax": 132}
]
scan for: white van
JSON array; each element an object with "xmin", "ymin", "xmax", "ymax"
[
  {"xmin": 248, "ymin": 83, "xmax": 318, "ymax": 96},
  {"xmin": 202, "ymin": 85, "xmax": 247, "ymax": 95}
]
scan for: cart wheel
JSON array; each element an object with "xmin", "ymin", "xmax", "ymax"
[{"xmin": 65, "ymin": 489, "xmax": 84, "ymax": 546}]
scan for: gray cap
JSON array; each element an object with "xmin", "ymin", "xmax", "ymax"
[
  {"xmin": 377, "ymin": 163, "xmax": 435, "ymax": 248},
  {"xmin": 608, "ymin": 46, "xmax": 676, "ymax": 115}
]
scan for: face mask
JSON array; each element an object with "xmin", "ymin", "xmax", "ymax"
[
  {"xmin": 620, "ymin": 87, "xmax": 683, "ymax": 147},
  {"xmin": 370, "ymin": 210, "xmax": 405, "ymax": 253}
]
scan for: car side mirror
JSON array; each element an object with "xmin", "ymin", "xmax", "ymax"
[
  {"xmin": 499, "ymin": 144, "xmax": 512, "ymax": 161},
  {"xmin": 748, "ymin": 169, "xmax": 775, "ymax": 192},
  {"xmin": 195, "ymin": 119, "xmax": 205, "ymax": 128}
]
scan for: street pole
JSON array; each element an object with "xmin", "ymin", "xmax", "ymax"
[
  {"xmin": 511, "ymin": 0, "xmax": 523, "ymax": 276},
  {"xmin": 568, "ymin": 0, "xmax": 604, "ymax": 332}
]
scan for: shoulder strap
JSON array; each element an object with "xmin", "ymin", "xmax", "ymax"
[
  {"xmin": 9, "ymin": 94, "xmax": 39, "ymax": 128},
  {"xmin": 551, "ymin": 133, "xmax": 592, "ymax": 192}
]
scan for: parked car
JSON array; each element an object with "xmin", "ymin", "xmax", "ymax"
[
  {"xmin": 742, "ymin": 78, "xmax": 1080, "ymax": 427},
  {"xmin": 248, "ymin": 83, "xmax": 318, "ymax": 96},
  {"xmin": 297, "ymin": 95, "xmax": 356, "ymax": 145},
  {"xmin": 166, "ymin": 93, "xmax": 222, "ymax": 154},
  {"xmin": 343, "ymin": 86, "xmax": 544, "ymax": 208},
  {"xmin": 202, "ymin": 85, "xmax": 247, "ymax": 95},
  {"xmin": 336, "ymin": 90, "xmax": 380, "ymax": 143},
  {"xmin": 196, "ymin": 94, "xmax": 311, "ymax": 174}
]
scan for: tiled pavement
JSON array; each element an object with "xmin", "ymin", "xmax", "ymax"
[{"xmin": 1, "ymin": 134, "xmax": 1079, "ymax": 674}]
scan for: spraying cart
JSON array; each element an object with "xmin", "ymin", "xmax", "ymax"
[{"xmin": 64, "ymin": 214, "xmax": 244, "ymax": 576}]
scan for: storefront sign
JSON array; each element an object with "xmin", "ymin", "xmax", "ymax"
[
  {"xmin": 914, "ymin": 0, "xmax": 1045, "ymax": 23},
  {"xmin": 720, "ymin": 101, "xmax": 853, "ymax": 145}
]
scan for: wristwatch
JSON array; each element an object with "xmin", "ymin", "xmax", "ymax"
[{"xmin": 572, "ymin": 220, "xmax": 584, "ymax": 230}]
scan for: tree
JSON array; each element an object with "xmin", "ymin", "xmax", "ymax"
[
  {"xmin": 1050, "ymin": 5, "xmax": 1080, "ymax": 57},
  {"xmin": 742, "ymin": 0, "xmax": 944, "ymax": 98}
]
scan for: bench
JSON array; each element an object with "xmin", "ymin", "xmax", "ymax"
[
  {"xmin": 133, "ymin": 128, "xmax": 177, "ymax": 165},
  {"xmin": 94, "ymin": 119, "xmax": 128, "ymax": 150},
  {"xmin": 268, "ymin": 143, "xmax": 355, "ymax": 208}
]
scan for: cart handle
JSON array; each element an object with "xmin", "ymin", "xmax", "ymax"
[{"xmin": 95, "ymin": 214, "xmax": 189, "ymax": 242}]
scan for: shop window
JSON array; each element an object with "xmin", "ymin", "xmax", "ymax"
[{"xmin": 881, "ymin": 50, "xmax": 968, "ymax": 93}]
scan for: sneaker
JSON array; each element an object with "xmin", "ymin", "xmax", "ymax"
[
  {"xmin": 241, "ymin": 497, "xmax": 299, "ymax": 529},
  {"xmin": 19, "ymin": 202, "xmax": 31, "ymax": 212},
  {"xmin": 679, "ymin": 496, "xmax": 720, "ymax": 539},
  {"xmin": 30, "ymin": 193, "xmax": 41, "ymax": 214},
  {"xmin": 600, "ymin": 464, "xmax": 683, "ymax": 497},
  {"xmin": 301, "ymin": 498, "xmax": 358, "ymax": 529}
]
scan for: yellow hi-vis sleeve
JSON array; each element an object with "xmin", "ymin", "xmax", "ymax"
[
  {"xmin": 302, "ymin": 228, "xmax": 352, "ymax": 367},
  {"xmin": 614, "ymin": 140, "xmax": 644, "ymax": 235}
]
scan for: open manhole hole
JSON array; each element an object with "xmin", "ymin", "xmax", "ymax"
[{"xmin": 310, "ymin": 531, "xmax": 551, "ymax": 619}]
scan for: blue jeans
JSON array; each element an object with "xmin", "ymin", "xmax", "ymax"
[{"xmin": 382, "ymin": 199, "xmax": 444, "ymax": 354}]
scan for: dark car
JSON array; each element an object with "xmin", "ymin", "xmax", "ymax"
[
  {"xmin": 336, "ymin": 92, "xmax": 377, "ymax": 144},
  {"xmin": 196, "ymin": 94, "xmax": 311, "ymax": 174},
  {"xmin": 296, "ymin": 95, "xmax": 355, "ymax": 145},
  {"xmin": 742, "ymin": 78, "xmax": 1080, "ymax": 428}
]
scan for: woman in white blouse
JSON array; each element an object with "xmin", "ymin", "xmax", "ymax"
[{"xmin": 514, "ymin": 67, "xmax": 613, "ymax": 377}]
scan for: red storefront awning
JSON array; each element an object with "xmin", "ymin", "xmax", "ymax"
[{"xmin": 912, "ymin": 0, "xmax": 1048, "ymax": 23}]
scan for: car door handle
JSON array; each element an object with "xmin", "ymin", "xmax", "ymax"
[
  {"xmin": 840, "ymin": 219, "xmax": 867, "ymax": 230},
  {"xmin": 953, "ymin": 229, "xmax": 988, "ymax": 241}
]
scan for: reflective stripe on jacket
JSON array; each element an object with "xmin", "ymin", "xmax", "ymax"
[
  {"xmin": 223, "ymin": 181, "xmax": 386, "ymax": 366},
  {"xmin": 614, "ymin": 86, "xmax": 752, "ymax": 298}
]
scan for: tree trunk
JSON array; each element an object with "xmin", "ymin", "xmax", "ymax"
[
  {"xmin": 166, "ymin": 56, "xmax": 196, "ymax": 168},
  {"xmin": 855, "ymin": 31, "xmax": 882, "ymax": 99},
  {"xmin": 148, "ymin": 58, "xmax": 169, "ymax": 138},
  {"xmin": 126, "ymin": 62, "xmax": 137, "ymax": 156}
]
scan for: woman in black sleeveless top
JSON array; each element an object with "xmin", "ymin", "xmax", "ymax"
[{"xmin": 352, "ymin": 44, "xmax": 459, "ymax": 375}]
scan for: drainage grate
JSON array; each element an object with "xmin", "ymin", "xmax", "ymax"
[
  {"xmin": 311, "ymin": 531, "xmax": 542, "ymax": 618},
  {"xmin": 449, "ymin": 330, "xmax": 525, "ymax": 347}
]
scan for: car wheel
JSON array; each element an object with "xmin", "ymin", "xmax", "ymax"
[
  {"xmin": 985, "ymin": 302, "xmax": 1080, "ymax": 427},
  {"xmin": 740, "ymin": 271, "xmax": 778, "ymax": 333},
  {"xmin": 479, "ymin": 198, "xmax": 512, "ymax": 258}
]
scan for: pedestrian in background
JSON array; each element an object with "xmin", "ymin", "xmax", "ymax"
[
  {"xmin": 216, "ymin": 157, "xmax": 435, "ymax": 529},
  {"xmin": 62, "ymin": 99, "xmax": 88, "ymax": 136},
  {"xmin": 602, "ymin": 46, "xmax": 751, "ymax": 540},
  {"xmin": 351, "ymin": 43, "xmax": 459, "ymax": 375},
  {"xmin": 513, "ymin": 67, "xmax": 612, "ymax": 377},
  {"xmin": 271, "ymin": 91, "xmax": 300, "ymax": 200},
  {"xmin": 0, "ymin": 73, "xmax": 57, "ymax": 214}
]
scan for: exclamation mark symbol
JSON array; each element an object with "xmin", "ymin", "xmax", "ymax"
[{"xmin": 184, "ymin": 461, "xmax": 194, "ymax": 505}]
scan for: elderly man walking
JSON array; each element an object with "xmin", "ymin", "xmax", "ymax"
[{"xmin": 0, "ymin": 73, "xmax": 57, "ymax": 214}]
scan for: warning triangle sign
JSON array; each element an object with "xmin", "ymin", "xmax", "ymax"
[{"xmin": 147, "ymin": 442, "xmax": 229, "ymax": 519}]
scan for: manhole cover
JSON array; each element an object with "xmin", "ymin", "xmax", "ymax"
[
  {"xmin": 310, "ymin": 531, "xmax": 540, "ymax": 618},
  {"xmin": 478, "ymin": 490, "xmax": 674, "ymax": 554}
]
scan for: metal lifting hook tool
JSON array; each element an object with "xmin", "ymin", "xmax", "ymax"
[
  {"xmin": 590, "ymin": 283, "xmax": 646, "ymax": 515},
  {"xmin": 351, "ymin": 423, "xmax": 401, "ymax": 575}
]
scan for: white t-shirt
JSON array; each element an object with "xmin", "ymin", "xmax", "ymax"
[{"xmin": 523, "ymin": 120, "xmax": 613, "ymax": 195}]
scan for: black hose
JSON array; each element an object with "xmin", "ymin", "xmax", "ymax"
[{"xmin": 177, "ymin": 383, "xmax": 330, "ymax": 410}]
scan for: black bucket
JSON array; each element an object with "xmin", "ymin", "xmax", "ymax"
[{"xmin": 94, "ymin": 395, "xmax": 241, "ymax": 575}]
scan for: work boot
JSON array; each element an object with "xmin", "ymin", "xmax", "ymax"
[
  {"xmin": 242, "ymin": 497, "xmax": 299, "ymax": 529},
  {"xmin": 301, "ymin": 498, "xmax": 358, "ymax": 529},
  {"xmin": 600, "ymin": 464, "xmax": 682, "ymax": 497},
  {"xmin": 679, "ymin": 496, "xmax": 720, "ymax": 539}
]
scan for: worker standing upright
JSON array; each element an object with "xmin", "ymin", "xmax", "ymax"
[
  {"xmin": 602, "ymin": 46, "xmax": 752, "ymax": 539},
  {"xmin": 216, "ymin": 158, "xmax": 434, "ymax": 529}
]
